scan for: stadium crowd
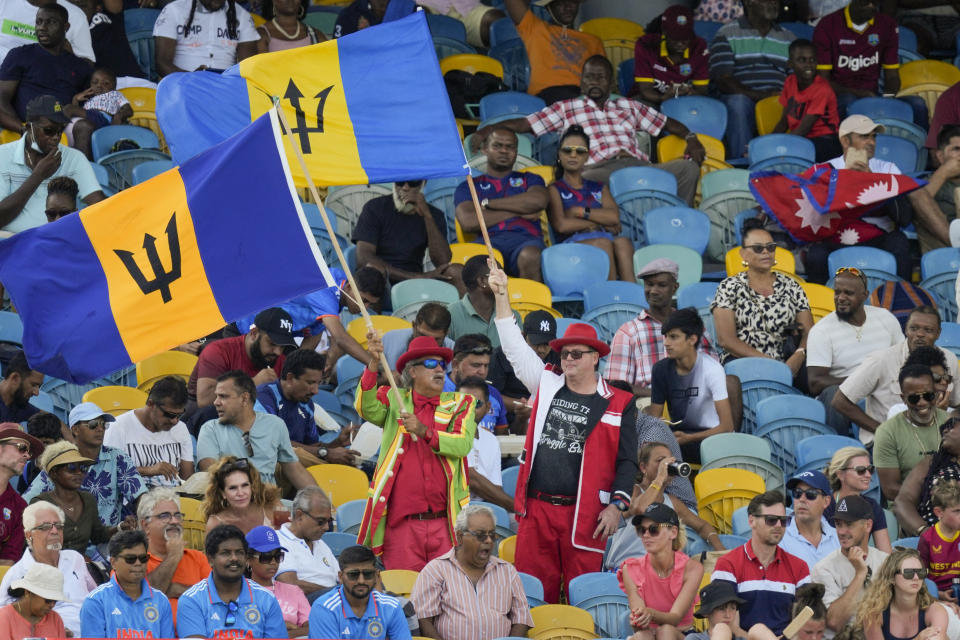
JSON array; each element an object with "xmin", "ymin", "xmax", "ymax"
[{"xmin": 4, "ymin": 0, "xmax": 960, "ymax": 638}]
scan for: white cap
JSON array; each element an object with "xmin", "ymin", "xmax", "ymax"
[{"xmin": 838, "ymin": 114, "xmax": 886, "ymax": 138}]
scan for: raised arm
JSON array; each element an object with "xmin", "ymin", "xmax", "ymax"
[{"xmin": 489, "ymin": 261, "xmax": 546, "ymax": 393}]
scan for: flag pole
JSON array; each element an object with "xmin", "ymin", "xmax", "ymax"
[
  {"xmin": 464, "ymin": 174, "xmax": 499, "ymax": 263},
  {"xmin": 272, "ymin": 104, "xmax": 414, "ymax": 437}
]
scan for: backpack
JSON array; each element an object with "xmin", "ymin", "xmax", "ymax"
[{"xmin": 443, "ymin": 70, "xmax": 507, "ymax": 120}]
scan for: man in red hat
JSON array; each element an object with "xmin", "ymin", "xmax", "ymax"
[
  {"xmin": 489, "ymin": 264, "xmax": 638, "ymax": 603},
  {"xmin": 356, "ymin": 333, "xmax": 477, "ymax": 571},
  {"xmin": 0, "ymin": 424, "xmax": 43, "ymax": 565}
]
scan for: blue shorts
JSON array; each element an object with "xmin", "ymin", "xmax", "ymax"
[
  {"xmin": 564, "ymin": 230, "xmax": 615, "ymax": 244},
  {"xmin": 483, "ymin": 230, "xmax": 544, "ymax": 274}
]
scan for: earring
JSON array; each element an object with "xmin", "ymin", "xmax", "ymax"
[
  {"xmin": 772, "ymin": 259, "xmax": 778, "ymax": 266},
  {"xmin": 741, "ymin": 260, "xmax": 748, "ymax": 268},
  {"xmin": 298, "ymin": 5, "xmax": 305, "ymax": 18}
]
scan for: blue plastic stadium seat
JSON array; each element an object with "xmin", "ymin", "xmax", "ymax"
[
  {"xmin": 479, "ymin": 92, "xmax": 546, "ymax": 124},
  {"xmin": 660, "ymin": 96, "xmax": 728, "ymax": 140},
  {"xmin": 124, "ymin": 9, "xmax": 161, "ymax": 80},
  {"xmin": 687, "ymin": 534, "xmax": 749, "ymax": 556},
  {"xmin": 748, "ymin": 134, "xmax": 815, "ymax": 165},
  {"xmin": 609, "ymin": 166, "xmax": 678, "ymax": 198},
  {"xmin": 642, "ymin": 206, "xmax": 711, "ymax": 254},
  {"xmin": 613, "ymin": 190, "xmax": 687, "ymax": 245},
  {"xmin": 754, "ymin": 395, "xmax": 833, "ymax": 476},
  {"xmin": 899, "ymin": 26, "xmax": 919, "ymax": 53},
  {"xmin": 427, "ymin": 14, "xmax": 467, "ymax": 41},
  {"xmin": 874, "ymin": 134, "xmax": 921, "ymax": 174},
  {"xmin": 489, "ymin": 17, "xmax": 520, "ymax": 47},
  {"xmin": 519, "ymin": 572, "xmax": 546, "ymax": 608},
  {"xmin": 677, "ymin": 282, "xmax": 718, "ymax": 310},
  {"xmin": 91, "ymin": 124, "xmax": 161, "ymax": 162},
  {"xmin": 0, "ymin": 310, "xmax": 24, "ymax": 346},
  {"xmin": 936, "ymin": 322, "xmax": 960, "ymax": 357},
  {"xmin": 694, "ymin": 20, "xmax": 723, "ymax": 43},
  {"xmin": 701, "ymin": 169, "xmax": 750, "ymax": 200},
  {"xmin": 568, "ymin": 572, "xmax": 630, "ymax": 637},
  {"xmin": 920, "ymin": 248, "xmax": 960, "ymax": 323},
  {"xmin": 583, "ymin": 281, "xmax": 647, "ymax": 311},
  {"xmin": 434, "ymin": 37, "xmax": 477, "ymax": 59},
  {"xmin": 795, "ymin": 435, "xmax": 864, "ymax": 474},
  {"xmin": 828, "ymin": 246, "xmax": 898, "ymax": 278},
  {"xmin": 541, "ymin": 243, "xmax": 610, "ymax": 301},
  {"xmin": 131, "ymin": 158, "xmax": 175, "ymax": 185},
  {"xmin": 322, "ymin": 531, "xmax": 357, "ymax": 557},
  {"xmin": 780, "ymin": 21, "xmax": 813, "ymax": 39},
  {"xmin": 423, "ymin": 176, "xmax": 463, "ymax": 243},
  {"xmin": 847, "ymin": 97, "xmax": 913, "ymax": 122},
  {"xmin": 724, "ymin": 358, "xmax": 799, "ymax": 434},
  {"xmin": 335, "ymin": 498, "xmax": 367, "ymax": 535},
  {"xmin": 501, "ymin": 465, "xmax": 520, "ymax": 499},
  {"xmin": 617, "ymin": 59, "xmax": 635, "ymax": 97},
  {"xmin": 488, "ymin": 41, "xmax": 530, "ymax": 93},
  {"xmin": 334, "ymin": 356, "xmax": 365, "ymax": 409}
]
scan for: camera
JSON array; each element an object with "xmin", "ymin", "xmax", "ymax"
[{"xmin": 667, "ymin": 462, "xmax": 691, "ymax": 478}]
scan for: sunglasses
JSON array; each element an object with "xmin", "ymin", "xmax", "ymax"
[
  {"xmin": 933, "ymin": 373, "xmax": 953, "ymax": 384},
  {"xmin": 396, "ymin": 180, "xmax": 424, "ymax": 188},
  {"xmin": 790, "ymin": 488, "xmax": 824, "ymax": 501},
  {"xmin": 34, "ymin": 124, "xmax": 64, "ymax": 137},
  {"xmin": 155, "ymin": 405, "xmax": 185, "ymax": 421},
  {"xmin": 560, "ymin": 145, "xmax": 589, "ymax": 156},
  {"xmin": 841, "ymin": 464, "xmax": 874, "ymax": 475},
  {"xmin": 31, "ymin": 522, "xmax": 65, "ymax": 532},
  {"xmin": 414, "ymin": 358, "xmax": 445, "ymax": 369},
  {"xmin": 117, "ymin": 553, "xmax": 149, "ymax": 565},
  {"xmin": 835, "ymin": 266, "xmax": 866, "ymax": 278},
  {"xmin": 637, "ymin": 524, "xmax": 665, "ymax": 536},
  {"xmin": 906, "ymin": 391, "xmax": 936, "ymax": 405},
  {"xmin": 241, "ymin": 432, "xmax": 253, "ymax": 457},
  {"xmin": 78, "ymin": 418, "xmax": 107, "ymax": 430},
  {"xmin": 226, "ymin": 458, "xmax": 250, "ymax": 472},
  {"xmin": 897, "ymin": 568, "xmax": 928, "ymax": 580},
  {"xmin": 148, "ymin": 511, "xmax": 184, "ymax": 523},
  {"xmin": 560, "ymin": 349, "xmax": 595, "ymax": 360},
  {"xmin": 343, "ymin": 569, "xmax": 377, "ymax": 580},
  {"xmin": 298, "ymin": 510, "xmax": 333, "ymax": 528},
  {"xmin": 744, "ymin": 243, "xmax": 777, "ymax": 254},
  {"xmin": 1, "ymin": 441, "xmax": 30, "ymax": 454},
  {"xmin": 251, "ymin": 550, "xmax": 283, "ymax": 563},
  {"xmin": 225, "ymin": 600, "xmax": 239, "ymax": 627},
  {"xmin": 759, "ymin": 515, "xmax": 791, "ymax": 527},
  {"xmin": 57, "ymin": 462, "xmax": 91, "ymax": 474},
  {"xmin": 464, "ymin": 530, "xmax": 497, "ymax": 541},
  {"xmin": 44, "ymin": 208, "xmax": 72, "ymax": 221}
]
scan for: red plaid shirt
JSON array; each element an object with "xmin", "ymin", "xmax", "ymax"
[
  {"xmin": 604, "ymin": 309, "xmax": 718, "ymax": 388},
  {"xmin": 525, "ymin": 96, "xmax": 668, "ymax": 163}
]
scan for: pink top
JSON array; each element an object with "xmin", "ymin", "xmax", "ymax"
[
  {"xmin": 618, "ymin": 551, "xmax": 694, "ymax": 629},
  {"xmin": 264, "ymin": 580, "xmax": 311, "ymax": 626},
  {"xmin": 268, "ymin": 34, "xmax": 313, "ymax": 51},
  {"xmin": 0, "ymin": 603, "xmax": 66, "ymax": 639}
]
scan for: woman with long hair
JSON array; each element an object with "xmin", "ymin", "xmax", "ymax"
[
  {"xmin": 256, "ymin": 0, "xmax": 325, "ymax": 53},
  {"xmin": 856, "ymin": 548, "xmax": 947, "ymax": 640},
  {"xmin": 546, "ymin": 125, "xmax": 635, "ymax": 281},
  {"xmin": 824, "ymin": 446, "xmax": 892, "ymax": 553},
  {"xmin": 202, "ymin": 456, "xmax": 282, "ymax": 534}
]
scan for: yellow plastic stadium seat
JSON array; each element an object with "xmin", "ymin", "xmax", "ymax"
[
  {"xmin": 380, "ymin": 569, "xmax": 418, "ymax": 598},
  {"xmin": 802, "ymin": 282, "xmax": 836, "ymax": 322},
  {"xmin": 755, "ymin": 96, "xmax": 783, "ymax": 136},
  {"xmin": 439, "ymin": 54, "xmax": 504, "ymax": 79},
  {"xmin": 897, "ymin": 82, "xmax": 951, "ymax": 122},
  {"xmin": 530, "ymin": 604, "xmax": 598, "ymax": 640},
  {"xmin": 136, "ymin": 350, "xmax": 199, "ymax": 392},
  {"xmin": 0, "ymin": 129, "xmax": 20, "ymax": 144},
  {"xmin": 899, "ymin": 60, "xmax": 960, "ymax": 89},
  {"xmin": 251, "ymin": 13, "xmax": 266, "ymax": 27},
  {"xmin": 508, "ymin": 277, "xmax": 552, "ymax": 308},
  {"xmin": 81, "ymin": 386, "xmax": 148, "ymax": 417},
  {"xmin": 306, "ymin": 464, "xmax": 370, "ymax": 507},
  {"xmin": 580, "ymin": 18, "xmax": 644, "ymax": 76},
  {"xmin": 346, "ymin": 316, "xmax": 412, "ymax": 348},
  {"xmin": 179, "ymin": 497, "xmax": 205, "ymax": 551},
  {"xmin": 455, "ymin": 218, "xmax": 476, "ymax": 243},
  {"xmin": 0, "ymin": 565, "xmax": 8, "ymax": 584},
  {"xmin": 724, "ymin": 247, "xmax": 796, "ymax": 276},
  {"xmin": 499, "ymin": 535, "xmax": 516, "ymax": 563},
  {"xmin": 449, "ymin": 242, "xmax": 504, "ymax": 266},
  {"xmin": 522, "ymin": 164, "xmax": 554, "ymax": 186},
  {"xmin": 120, "ymin": 87, "xmax": 168, "ymax": 153},
  {"xmin": 695, "ymin": 468, "xmax": 766, "ymax": 534},
  {"xmin": 658, "ymin": 133, "xmax": 725, "ymax": 164}
]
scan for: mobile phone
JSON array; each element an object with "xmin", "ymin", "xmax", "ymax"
[{"xmin": 844, "ymin": 147, "xmax": 868, "ymax": 169}]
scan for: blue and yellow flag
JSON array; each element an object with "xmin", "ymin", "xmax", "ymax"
[
  {"xmin": 157, "ymin": 11, "xmax": 467, "ymax": 187},
  {"xmin": 0, "ymin": 111, "xmax": 334, "ymax": 383}
]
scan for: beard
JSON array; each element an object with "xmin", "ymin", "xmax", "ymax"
[
  {"xmin": 250, "ymin": 337, "xmax": 274, "ymax": 370},
  {"xmin": 836, "ymin": 308, "xmax": 853, "ymax": 322},
  {"xmin": 392, "ymin": 188, "xmax": 416, "ymax": 214}
]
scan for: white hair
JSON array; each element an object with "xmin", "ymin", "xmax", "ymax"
[
  {"xmin": 291, "ymin": 486, "xmax": 330, "ymax": 514},
  {"xmin": 137, "ymin": 486, "xmax": 181, "ymax": 522},
  {"xmin": 454, "ymin": 504, "xmax": 495, "ymax": 533},
  {"xmin": 22, "ymin": 501, "xmax": 64, "ymax": 539}
]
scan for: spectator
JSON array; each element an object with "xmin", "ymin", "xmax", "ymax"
[
  {"xmin": 353, "ymin": 180, "xmax": 459, "ymax": 288},
  {"xmin": 187, "ymin": 307, "xmax": 295, "ymax": 411},
  {"xmin": 918, "ymin": 124, "xmax": 960, "ymax": 252},
  {"xmin": 882, "ymin": 344, "xmax": 955, "ymax": 417},
  {"xmin": 24, "ymin": 401, "xmax": 146, "ymax": 529},
  {"xmin": 103, "ymin": 375, "xmax": 194, "ymax": 488},
  {"xmin": 309, "ymin": 544, "xmax": 411, "ymax": 639},
  {"xmin": 245, "ymin": 525, "xmax": 310, "ymax": 638},
  {"xmin": 255, "ymin": 348, "xmax": 359, "ymax": 467},
  {"xmin": 359, "ymin": 333, "xmax": 476, "ymax": 570},
  {"xmin": 153, "ymin": 0, "xmax": 258, "ymax": 76},
  {"xmin": 812, "ymin": 494, "xmax": 888, "ymax": 638},
  {"xmin": 685, "ymin": 581, "xmax": 747, "ymax": 640},
  {"xmin": 446, "ymin": 255, "xmax": 520, "ymax": 348},
  {"xmin": 73, "ymin": 66, "xmax": 132, "ymax": 129},
  {"xmin": 709, "ymin": 0, "xmax": 795, "ymax": 161},
  {"xmin": 631, "ymin": 6, "xmax": 709, "ymax": 104},
  {"xmin": 0, "ymin": 500, "xmax": 96, "ymax": 636},
  {"xmin": 0, "ymin": 0, "xmax": 94, "ymax": 65},
  {"xmin": 772, "ymin": 39, "xmax": 841, "ymax": 162},
  {"xmin": 926, "ymin": 82, "xmax": 960, "ymax": 159},
  {"xmin": 832, "ymin": 306, "xmax": 960, "ymax": 444},
  {"xmin": 607, "ymin": 259, "xmax": 719, "ymax": 399},
  {"xmin": 201, "ymin": 456, "xmax": 281, "ymax": 534},
  {"xmin": 898, "ymin": 0, "xmax": 960, "ymax": 59},
  {"xmin": 619, "ymin": 503, "xmax": 703, "ymax": 637},
  {"xmin": 0, "ymin": 94, "xmax": 103, "ymax": 234},
  {"xmin": 83, "ymin": 0, "xmax": 148, "ymax": 80},
  {"xmin": 333, "ymin": 0, "xmax": 387, "ymax": 38},
  {"xmin": 491, "ymin": 264, "xmax": 638, "ymax": 603},
  {"xmin": 824, "ymin": 446, "xmax": 892, "ymax": 553},
  {"xmin": 30, "ymin": 441, "xmax": 113, "ymax": 554},
  {"xmin": 417, "ymin": 0, "xmax": 505, "ymax": 48},
  {"xmin": 918, "ymin": 479, "xmax": 960, "ymax": 601},
  {"xmin": 895, "ymin": 418, "xmax": 960, "ymax": 536},
  {"xmin": 546, "ymin": 125, "xmax": 635, "ymax": 280},
  {"xmin": 44, "ymin": 175, "xmax": 76, "ymax": 222},
  {"xmin": 647, "ymin": 308, "xmax": 734, "ymax": 464},
  {"xmin": 79, "ymin": 530, "xmax": 174, "ymax": 639},
  {"xmin": 0, "ymin": 350, "xmax": 44, "ymax": 423},
  {"xmin": 256, "ymin": 0, "xmax": 326, "ymax": 53},
  {"xmin": 778, "ymin": 470, "xmax": 839, "ymax": 571},
  {"xmin": 455, "ymin": 128, "xmax": 548, "ymax": 280},
  {"xmin": 140, "ymin": 487, "xmax": 210, "ymax": 612},
  {"xmin": 382, "ymin": 303, "xmax": 456, "ymax": 371},
  {"xmin": 444, "ymin": 334, "xmax": 508, "ymax": 434},
  {"xmin": 806, "ymin": 266, "xmax": 903, "ymax": 436},
  {"xmin": 18, "ymin": 413, "xmax": 59, "ymax": 493},
  {"xmin": 854, "ymin": 548, "xmax": 948, "ymax": 640},
  {"xmin": 477, "ymin": 56, "xmax": 704, "ymax": 203},
  {"xmin": 874, "ymin": 364, "xmax": 949, "ymax": 501},
  {"xmin": 0, "ymin": 424, "xmax": 43, "ymax": 566},
  {"xmin": 457, "ymin": 377, "xmax": 513, "ymax": 512},
  {"xmin": 197, "ymin": 370, "xmax": 316, "ymax": 490},
  {"xmin": 176, "ymin": 524, "xmax": 287, "ymax": 638},
  {"xmin": 0, "ymin": 562, "xmax": 66, "ymax": 638},
  {"xmin": 748, "ymin": 583, "xmax": 828, "ymax": 640},
  {"xmin": 501, "ymin": 0, "xmax": 604, "ymax": 102},
  {"xmin": 711, "ymin": 491, "xmax": 811, "ymax": 636},
  {"xmin": 712, "ymin": 219, "xmax": 812, "ymax": 380},
  {"xmin": 412, "ymin": 504, "xmax": 533, "ymax": 640},
  {"xmin": 275, "ymin": 486, "xmax": 340, "ymax": 601}
]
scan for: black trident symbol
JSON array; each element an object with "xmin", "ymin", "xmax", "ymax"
[
  {"xmin": 114, "ymin": 213, "xmax": 182, "ymax": 303},
  {"xmin": 283, "ymin": 79, "xmax": 333, "ymax": 154}
]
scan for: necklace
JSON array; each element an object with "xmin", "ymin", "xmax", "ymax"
[
  {"xmin": 907, "ymin": 416, "xmax": 936, "ymax": 456},
  {"xmin": 271, "ymin": 17, "xmax": 301, "ymax": 39},
  {"xmin": 854, "ymin": 324, "xmax": 864, "ymax": 342}
]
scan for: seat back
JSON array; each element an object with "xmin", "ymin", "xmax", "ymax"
[
  {"xmin": 489, "ymin": 17, "xmax": 521, "ymax": 47},
  {"xmin": 582, "ymin": 304, "xmax": 647, "ymax": 343},
  {"xmin": 390, "ymin": 279, "xmax": 460, "ymax": 321},
  {"xmin": 530, "ymin": 604, "xmax": 597, "ymax": 637},
  {"xmin": 335, "ymin": 498, "xmax": 367, "ymax": 535},
  {"xmin": 695, "ymin": 468, "xmax": 766, "ymax": 534},
  {"xmin": 501, "ymin": 465, "xmax": 520, "ymax": 499},
  {"xmin": 81, "ymin": 386, "xmax": 148, "ymax": 417},
  {"xmin": 449, "ymin": 242, "xmax": 505, "ymax": 266},
  {"xmin": 321, "ymin": 531, "xmax": 357, "ymax": 558},
  {"xmin": 694, "ymin": 20, "xmax": 723, "ymax": 42},
  {"xmin": 303, "ymin": 9, "xmax": 339, "ymax": 37},
  {"xmin": 919, "ymin": 273, "xmax": 958, "ymax": 324},
  {"xmin": 828, "ymin": 246, "xmax": 898, "ymax": 277},
  {"xmin": 124, "ymin": 9, "xmax": 161, "ymax": 79},
  {"xmin": 479, "ymin": 91, "xmax": 546, "ymax": 123},
  {"xmin": 724, "ymin": 358, "xmax": 799, "ymax": 433},
  {"xmin": 0, "ymin": 310, "xmax": 23, "ymax": 346},
  {"xmin": 633, "ymin": 245, "xmax": 703, "ymax": 289},
  {"xmin": 91, "ymin": 124, "xmax": 161, "ymax": 161},
  {"xmin": 780, "ymin": 21, "xmax": 813, "ymax": 38},
  {"xmin": 642, "ymin": 206, "xmax": 711, "ymax": 254},
  {"xmin": 439, "ymin": 53, "xmax": 504, "ymax": 78},
  {"xmin": 801, "ymin": 282, "xmax": 836, "ymax": 322},
  {"xmin": 660, "ymin": 96, "xmax": 728, "ymax": 140},
  {"xmin": 755, "ymin": 394, "xmax": 831, "ymax": 474},
  {"xmin": 658, "ymin": 133, "xmax": 725, "ymax": 164},
  {"xmin": 795, "ymin": 435, "xmax": 864, "ymax": 470},
  {"xmin": 583, "ymin": 281, "xmax": 647, "ymax": 311},
  {"xmin": 700, "ymin": 191, "xmax": 758, "ymax": 262},
  {"xmin": 747, "ymin": 133, "xmax": 815, "ymax": 164},
  {"xmin": 488, "ymin": 40, "xmax": 530, "ymax": 92},
  {"xmin": 427, "ymin": 13, "xmax": 467, "ymax": 40},
  {"xmin": 499, "ymin": 535, "xmax": 517, "ymax": 563},
  {"xmin": 847, "ymin": 96, "xmax": 913, "ymax": 121},
  {"xmin": 726, "ymin": 248, "xmax": 798, "ymax": 279},
  {"xmin": 896, "ymin": 82, "xmax": 951, "ymax": 117},
  {"xmin": 541, "ymin": 244, "xmax": 611, "ymax": 298},
  {"xmin": 899, "ymin": 26, "xmax": 919, "ymax": 53},
  {"xmin": 346, "ymin": 316, "xmax": 411, "ymax": 348},
  {"xmin": 677, "ymin": 282, "xmax": 719, "ymax": 310},
  {"xmin": 508, "ymin": 277, "xmax": 554, "ymax": 310},
  {"xmin": 520, "ymin": 572, "xmax": 545, "ymax": 607},
  {"xmin": 699, "ymin": 433, "xmax": 771, "ymax": 466},
  {"xmin": 131, "ymin": 158, "xmax": 175, "ymax": 185},
  {"xmin": 324, "ymin": 184, "xmax": 392, "ymax": 237},
  {"xmin": 700, "ymin": 169, "xmax": 749, "ymax": 201},
  {"xmin": 380, "ymin": 569, "xmax": 418, "ymax": 598},
  {"xmin": 921, "ymin": 247, "xmax": 960, "ymax": 280},
  {"xmin": 754, "ymin": 95, "xmax": 784, "ymax": 136},
  {"xmin": 700, "ymin": 456, "xmax": 785, "ymax": 497},
  {"xmin": 874, "ymin": 134, "xmax": 921, "ymax": 173},
  {"xmin": 135, "ymin": 351, "xmax": 198, "ymax": 391},
  {"xmin": 613, "ymin": 190, "xmax": 687, "ymax": 245},
  {"xmin": 306, "ymin": 464, "xmax": 370, "ymax": 507},
  {"xmin": 609, "ymin": 166, "xmax": 678, "ymax": 197},
  {"xmin": 936, "ymin": 322, "xmax": 960, "ymax": 354},
  {"xmin": 900, "ymin": 59, "xmax": 960, "ymax": 88}
]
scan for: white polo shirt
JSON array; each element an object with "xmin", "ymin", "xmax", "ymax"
[
  {"xmin": 152, "ymin": 0, "xmax": 258, "ymax": 72},
  {"xmin": 275, "ymin": 523, "xmax": 340, "ymax": 589}
]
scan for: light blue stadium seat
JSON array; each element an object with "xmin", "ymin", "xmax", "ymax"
[
  {"xmin": 32, "ymin": 390, "xmax": 54, "ymax": 414},
  {"xmin": 699, "ymin": 191, "xmax": 758, "ymax": 262},
  {"xmin": 41, "ymin": 368, "xmax": 137, "ymax": 422},
  {"xmin": 900, "ymin": 26, "xmax": 919, "ymax": 53},
  {"xmin": 427, "ymin": 13, "xmax": 467, "ymax": 40},
  {"xmin": 488, "ymin": 40, "xmax": 530, "ymax": 93},
  {"xmin": 847, "ymin": 96, "xmax": 914, "ymax": 121},
  {"xmin": 700, "ymin": 433, "xmax": 771, "ymax": 467},
  {"xmin": 489, "ymin": 17, "xmax": 520, "ymax": 47},
  {"xmin": 780, "ymin": 21, "xmax": 813, "ymax": 38},
  {"xmin": 748, "ymin": 134, "xmax": 815, "ymax": 165},
  {"xmin": 920, "ymin": 248, "xmax": 960, "ymax": 323},
  {"xmin": 748, "ymin": 156, "xmax": 814, "ymax": 175},
  {"xmin": 724, "ymin": 358, "xmax": 799, "ymax": 434},
  {"xmin": 336, "ymin": 499, "xmax": 367, "ymax": 535},
  {"xmin": 874, "ymin": 133, "xmax": 922, "ymax": 174},
  {"xmin": 313, "ymin": 389, "xmax": 341, "ymax": 414},
  {"xmin": 754, "ymin": 395, "xmax": 832, "ymax": 476},
  {"xmin": 700, "ymin": 169, "xmax": 750, "ymax": 201},
  {"xmin": 479, "ymin": 91, "xmax": 545, "ymax": 125},
  {"xmin": 91, "ymin": 162, "xmax": 113, "ymax": 195},
  {"xmin": 423, "ymin": 176, "xmax": 463, "ymax": 243},
  {"xmin": 555, "ymin": 318, "xmax": 604, "ymax": 341},
  {"xmin": 541, "ymin": 243, "xmax": 610, "ymax": 302},
  {"xmin": 731, "ymin": 506, "xmax": 750, "ymax": 537},
  {"xmin": 92, "ymin": 124, "xmax": 168, "ymax": 191},
  {"xmin": 795, "ymin": 435, "xmax": 864, "ymax": 474},
  {"xmin": 694, "ymin": 20, "xmax": 723, "ymax": 43},
  {"xmin": 390, "ymin": 279, "xmax": 460, "ymax": 322},
  {"xmin": 894, "ymin": 537, "xmax": 920, "ymax": 549},
  {"xmin": 617, "ymin": 58, "xmax": 635, "ymax": 97},
  {"xmin": 131, "ymin": 158, "xmax": 175, "ymax": 185},
  {"xmin": 733, "ymin": 210, "xmax": 758, "ymax": 245},
  {"xmin": 583, "ymin": 281, "xmax": 647, "ymax": 311},
  {"xmin": 900, "ymin": 49, "xmax": 923, "ymax": 63},
  {"xmin": 677, "ymin": 281, "xmax": 719, "ymax": 341},
  {"xmin": 687, "ymin": 534, "xmax": 749, "ymax": 556},
  {"xmin": 876, "ymin": 119, "xmax": 927, "ymax": 172},
  {"xmin": 610, "ymin": 166, "xmax": 678, "ymax": 198},
  {"xmin": 433, "ymin": 37, "xmax": 477, "ymax": 59},
  {"xmin": 124, "ymin": 9, "xmax": 160, "ymax": 80},
  {"xmin": 470, "ymin": 501, "xmax": 513, "ymax": 539},
  {"xmin": 568, "ymin": 572, "xmax": 630, "ymax": 638},
  {"xmin": 660, "ymin": 96, "xmax": 728, "ymax": 140},
  {"xmin": 501, "ymin": 465, "xmax": 520, "ymax": 499},
  {"xmin": 322, "ymin": 531, "xmax": 357, "ymax": 557},
  {"xmin": 91, "ymin": 124, "xmax": 161, "ymax": 162},
  {"xmin": 633, "ymin": 244, "xmax": 703, "ymax": 289},
  {"xmin": 828, "ymin": 246, "xmax": 899, "ymax": 293},
  {"xmin": 582, "ymin": 305, "xmax": 647, "ymax": 344},
  {"xmin": 0, "ymin": 310, "xmax": 23, "ymax": 346},
  {"xmin": 642, "ymin": 206, "xmax": 710, "ymax": 254},
  {"xmin": 936, "ymin": 322, "xmax": 960, "ymax": 357},
  {"xmin": 614, "ymin": 190, "xmax": 687, "ymax": 245},
  {"xmin": 334, "ymin": 356, "xmax": 365, "ymax": 409},
  {"xmin": 518, "ymin": 572, "xmax": 546, "ymax": 608}
]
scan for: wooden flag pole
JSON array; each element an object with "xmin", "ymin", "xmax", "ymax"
[
  {"xmin": 464, "ymin": 174, "xmax": 499, "ymax": 263},
  {"xmin": 781, "ymin": 606, "xmax": 813, "ymax": 640},
  {"xmin": 272, "ymin": 104, "xmax": 412, "ymax": 434}
]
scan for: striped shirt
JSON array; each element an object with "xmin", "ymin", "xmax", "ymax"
[
  {"xmin": 709, "ymin": 18, "xmax": 796, "ymax": 91},
  {"xmin": 411, "ymin": 549, "xmax": 533, "ymax": 640}
]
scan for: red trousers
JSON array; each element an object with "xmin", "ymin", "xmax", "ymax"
[
  {"xmin": 381, "ymin": 517, "xmax": 452, "ymax": 571},
  {"xmin": 514, "ymin": 498, "xmax": 603, "ymax": 603}
]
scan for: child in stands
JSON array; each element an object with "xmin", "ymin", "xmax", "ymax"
[
  {"xmin": 74, "ymin": 67, "xmax": 132, "ymax": 127},
  {"xmin": 918, "ymin": 479, "xmax": 960, "ymax": 601},
  {"xmin": 772, "ymin": 39, "xmax": 841, "ymax": 162}
]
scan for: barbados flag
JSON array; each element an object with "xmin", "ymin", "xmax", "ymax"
[
  {"xmin": 0, "ymin": 110, "xmax": 334, "ymax": 383},
  {"xmin": 157, "ymin": 11, "xmax": 466, "ymax": 187}
]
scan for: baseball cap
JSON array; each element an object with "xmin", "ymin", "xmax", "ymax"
[
  {"xmin": 246, "ymin": 525, "xmax": 288, "ymax": 552},
  {"xmin": 832, "ymin": 495, "xmax": 874, "ymax": 523},
  {"xmin": 631, "ymin": 502, "xmax": 680, "ymax": 527},
  {"xmin": 522, "ymin": 310, "xmax": 557, "ymax": 345},
  {"xmin": 695, "ymin": 581, "xmax": 746, "ymax": 618},
  {"xmin": 25, "ymin": 95, "xmax": 69, "ymax": 124},
  {"xmin": 661, "ymin": 5, "xmax": 694, "ymax": 41},
  {"xmin": 838, "ymin": 114, "xmax": 886, "ymax": 138},
  {"xmin": 636, "ymin": 257, "xmax": 679, "ymax": 279},
  {"xmin": 786, "ymin": 470, "xmax": 832, "ymax": 496},
  {"xmin": 68, "ymin": 402, "xmax": 116, "ymax": 427},
  {"xmin": 254, "ymin": 308, "xmax": 297, "ymax": 346}
]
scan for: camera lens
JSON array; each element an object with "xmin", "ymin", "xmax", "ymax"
[{"xmin": 666, "ymin": 462, "xmax": 691, "ymax": 477}]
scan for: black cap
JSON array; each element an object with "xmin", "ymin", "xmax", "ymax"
[
  {"xmin": 253, "ymin": 308, "xmax": 296, "ymax": 346},
  {"xmin": 522, "ymin": 310, "xmax": 556, "ymax": 345},
  {"xmin": 695, "ymin": 581, "xmax": 747, "ymax": 618},
  {"xmin": 832, "ymin": 495, "xmax": 873, "ymax": 523},
  {"xmin": 25, "ymin": 95, "xmax": 69, "ymax": 124},
  {"xmin": 631, "ymin": 502, "xmax": 679, "ymax": 527}
]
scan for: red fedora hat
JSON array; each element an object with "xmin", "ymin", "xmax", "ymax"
[
  {"xmin": 549, "ymin": 323, "xmax": 610, "ymax": 357},
  {"xmin": 396, "ymin": 336, "xmax": 454, "ymax": 372},
  {"xmin": 0, "ymin": 423, "xmax": 44, "ymax": 458}
]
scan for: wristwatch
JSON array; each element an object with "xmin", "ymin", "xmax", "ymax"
[
  {"xmin": 480, "ymin": 198, "xmax": 490, "ymax": 209},
  {"xmin": 317, "ymin": 447, "xmax": 328, "ymax": 459},
  {"xmin": 583, "ymin": 207, "xmax": 591, "ymax": 220}
]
